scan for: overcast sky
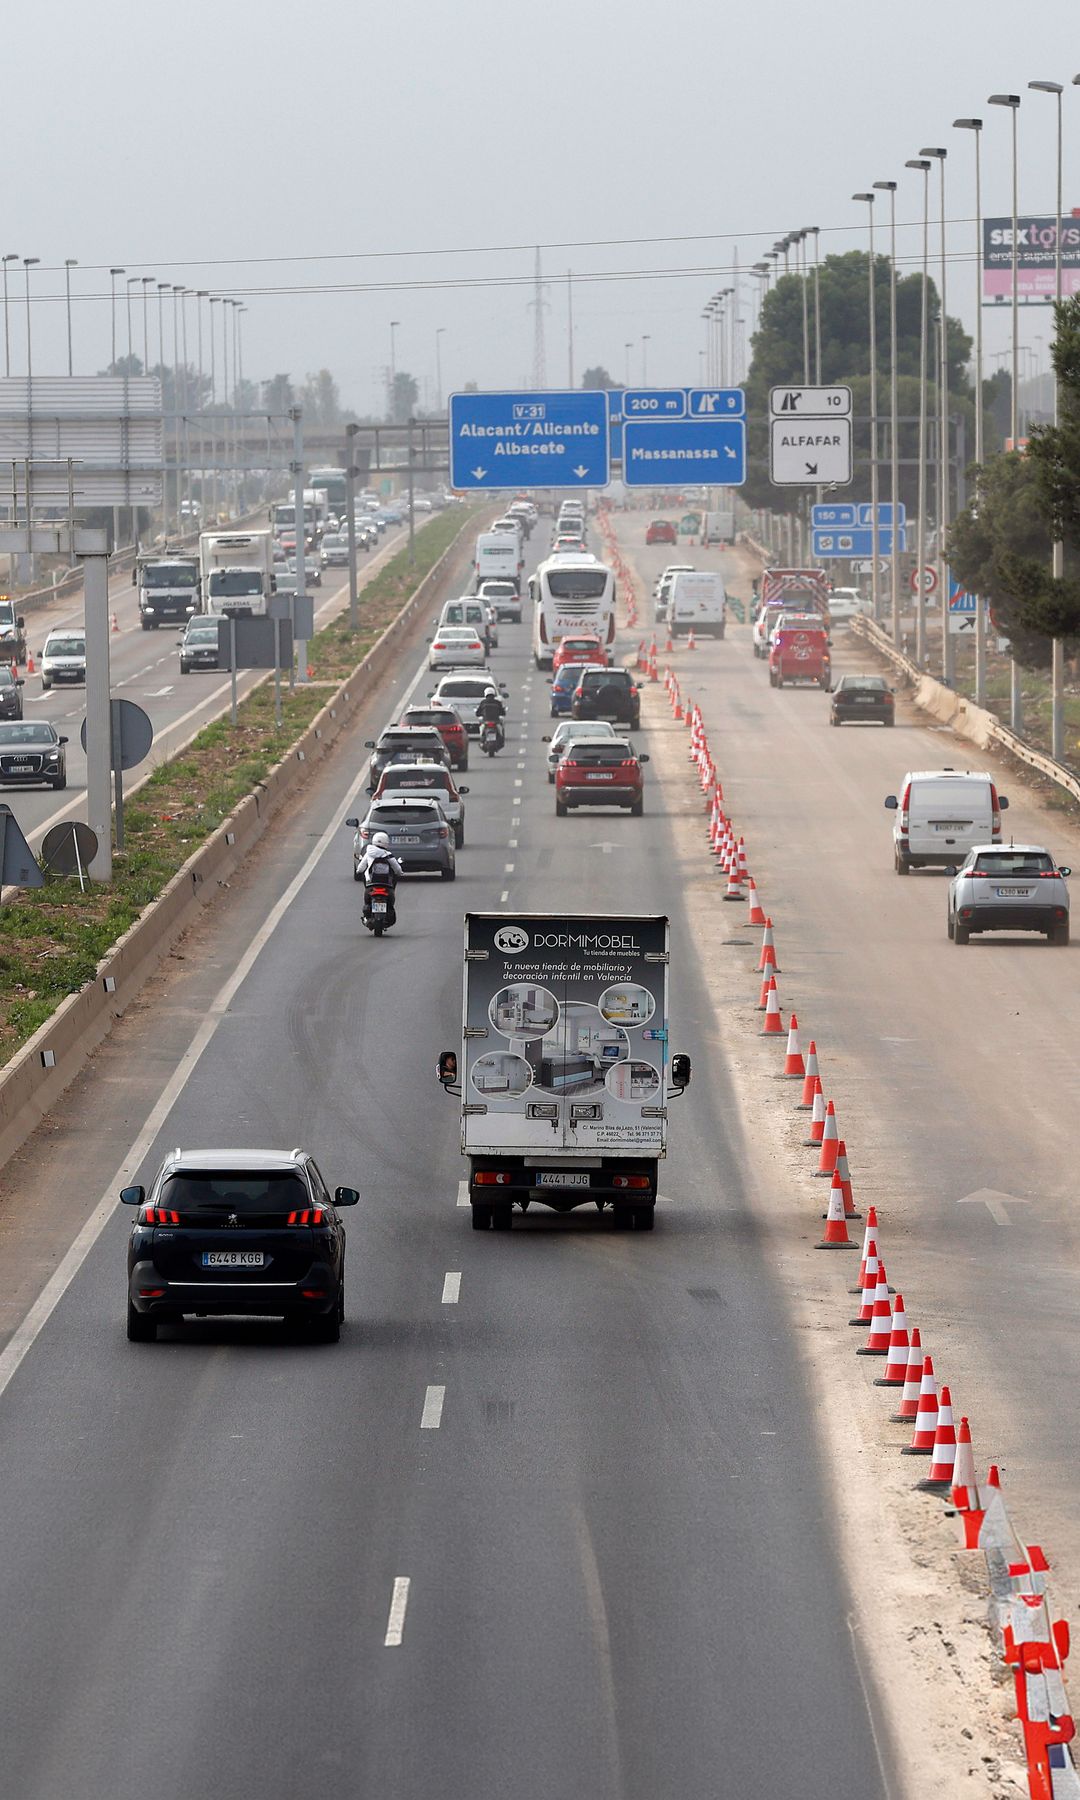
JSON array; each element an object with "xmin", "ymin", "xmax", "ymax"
[{"xmin": 5, "ymin": 0, "xmax": 1078, "ymax": 414}]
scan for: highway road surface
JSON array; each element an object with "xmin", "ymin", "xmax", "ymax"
[{"xmin": 0, "ymin": 522, "xmax": 894, "ymax": 1800}]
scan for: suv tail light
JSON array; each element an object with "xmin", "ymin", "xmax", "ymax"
[
  {"xmin": 287, "ymin": 1208, "xmax": 325, "ymax": 1226},
  {"xmin": 140, "ymin": 1207, "xmax": 180, "ymax": 1225}
]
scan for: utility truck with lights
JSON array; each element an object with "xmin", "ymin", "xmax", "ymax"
[{"xmin": 437, "ymin": 912, "xmax": 690, "ymax": 1231}]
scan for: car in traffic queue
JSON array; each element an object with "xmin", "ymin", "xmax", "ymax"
[
  {"xmin": 552, "ymin": 633, "xmax": 608, "ymax": 675},
  {"xmin": 476, "ymin": 578, "xmax": 522, "ymax": 624},
  {"xmin": 548, "ymin": 660, "xmax": 606, "ymax": 717},
  {"xmin": 885, "ymin": 769, "xmax": 1009, "ymax": 874},
  {"xmin": 320, "ymin": 533, "xmax": 351, "ymax": 568},
  {"xmin": 570, "ymin": 666, "xmax": 642, "ymax": 730},
  {"xmin": 428, "ymin": 626, "xmax": 486, "ymax": 671},
  {"xmin": 429, "ymin": 671, "xmax": 509, "ymax": 736},
  {"xmin": 646, "ymin": 519, "xmax": 678, "ymax": 546},
  {"xmin": 438, "ymin": 597, "xmax": 497, "ymax": 651},
  {"xmin": 0, "ymin": 596, "xmax": 27, "ymax": 665},
  {"xmin": 829, "ymin": 673, "xmax": 895, "ymax": 726},
  {"xmin": 769, "ymin": 620, "xmax": 830, "ymax": 689},
  {"xmin": 350, "ymin": 795, "xmax": 456, "ymax": 879},
  {"xmin": 0, "ymin": 665, "xmax": 25, "ymax": 719},
  {"xmin": 825, "ymin": 586, "xmax": 868, "ymax": 626},
  {"xmin": 541, "ymin": 719, "xmax": 619, "ymax": 782},
  {"xmin": 288, "ymin": 555, "xmax": 322, "ymax": 588},
  {"xmin": 178, "ymin": 616, "xmax": 223, "ymax": 674},
  {"xmin": 366, "ymin": 724, "xmax": 451, "ymax": 790},
  {"xmin": 121, "ymin": 1147, "xmax": 358, "ymax": 1343},
  {"xmin": 40, "ymin": 628, "xmax": 86, "ymax": 690},
  {"xmin": 947, "ymin": 844, "xmax": 1071, "ymax": 945},
  {"xmin": 372, "ymin": 759, "xmax": 469, "ymax": 847},
  {"xmin": 398, "ymin": 702, "xmax": 469, "ymax": 770},
  {"xmin": 554, "ymin": 737, "xmax": 649, "ymax": 817},
  {"xmin": 0, "ymin": 720, "xmax": 68, "ymax": 788}
]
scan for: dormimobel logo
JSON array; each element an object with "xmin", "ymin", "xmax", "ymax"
[{"xmin": 494, "ymin": 925, "xmax": 529, "ymax": 954}]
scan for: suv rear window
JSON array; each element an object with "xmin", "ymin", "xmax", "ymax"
[
  {"xmin": 971, "ymin": 852, "xmax": 1053, "ymax": 875},
  {"xmin": 160, "ymin": 1171, "xmax": 309, "ymax": 1213},
  {"xmin": 371, "ymin": 803, "xmax": 442, "ymax": 823},
  {"xmin": 581, "ymin": 669, "xmax": 631, "ymax": 690},
  {"xmin": 567, "ymin": 742, "xmax": 632, "ymax": 763}
]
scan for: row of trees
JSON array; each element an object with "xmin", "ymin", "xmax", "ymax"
[{"xmin": 103, "ymin": 358, "xmax": 425, "ymax": 428}]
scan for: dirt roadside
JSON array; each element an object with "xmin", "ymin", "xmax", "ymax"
[{"xmin": 619, "ymin": 525, "xmax": 1028, "ymax": 1800}]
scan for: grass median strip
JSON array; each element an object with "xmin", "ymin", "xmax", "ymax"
[{"xmin": 0, "ymin": 508, "xmax": 479, "ymax": 1067}]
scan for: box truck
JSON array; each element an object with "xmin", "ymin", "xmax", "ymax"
[{"xmin": 199, "ymin": 530, "xmax": 275, "ymax": 618}]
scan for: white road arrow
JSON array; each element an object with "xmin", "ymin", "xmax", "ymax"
[
  {"xmin": 589, "ymin": 842, "xmax": 623, "ymax": 854},
  {"xmin": 573, "ymin": 465, "xmax": 589, "ymax": 479},
  {"xmin": 957, "ymin": 1188, "xmax": 1029, "ymax": 1226},
  {"xmin": 471, "ymin": 466, "xmax": 487, "ymax": 480}
]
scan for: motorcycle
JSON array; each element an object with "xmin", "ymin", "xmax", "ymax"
[
  {"xmin": 481, "ymin": 718, "xmax": 503, "ymax": 757},
  {"xmin": 362, "ymin": 880, "xmax": 396, "ymax": 937}
]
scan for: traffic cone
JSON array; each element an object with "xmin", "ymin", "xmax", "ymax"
[
  {"xmin": 673, "ymin": 687, "xmax": 683, "ymax": 720},
  {"xmin": 687, "ymin": 628, "xmax": 697, "ymax": 651},
  {"xmin": 25, "ymin": 650, "xmax": 35, "ymax": 675},
  {"xmin": 856, "ymin": 1263, "xmax": 893, "ymax": 1351},
  {"xmin": 760, "ymin": 979, "xmax": 784, "ymax": 1036},
  {"xmin": 834, "ymin": 1140, "xmax": 859, "ymax": 1217},
  {"xmin": 111, "ymin": 612, "xmax": 120, "ymax": 632},
  {"xmin": 798, "ymin": 1040, "xmax": 820, "ymax": 1108},
  {"xmin": 950, "ymin": 1421, "xmax": 985, "ymax": 1545},
  {"xmin": 891, "ymin": 1328, "xmax": 924, "ymax": 1421},
  {"xmin": 873, "ymin": 1294, "xmax": 910, "ymax": 1383},
  {"xmin": 745, "ymin": 877, "xmax": 766, "ymax": 927},
  {"xmin": 813, "ymin": 1101, "xmax": 839, "ymax": 1175},
  {"xmin": 736, "ymin": 838, "xmax": 749, "ymax": 881},
  {"xmin": 782, "ymin": 1014, "xmax": 805, "ymax": 1078},
  {"xmin": 851, "ymin": 1206, "xmax": 879, "ymax": 1293},
  {"xmin": 757, "ymin": 966, "xmax": 777, "ymax": 1010},
  {"xmin": 648, "ymin": 649, "xmax": 658, "ymax": 682},
  {"xmin": 721, "ymin": 860, "xmax": 743, "ymax": 900},
  {"xmin": 916, "ymin": 1386, "xmax": 957, "ymax": 1490},
  {"xmin": 664, "ymin": 627, "xmax": 674, "ymax": 654},
  {"xmin": 756, "ymin": 918, "xmax": 779, "ymax": 972},
  {"xmin": 803, "ymin": 1080, "xmax": 825, "ymax": 1145},
  {"xmin": 817, "ymin": 1172, "xmax": 856, "ymax": 1248},
  {"xmin": 900, "ymin": 1356, "xmax": 939, "ymax": 1454}
]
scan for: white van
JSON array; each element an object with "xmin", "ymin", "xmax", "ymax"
[
  {"xmin": 884, "ymin": 769, "xmax": 1009, "ymax": 874},
  {"xmin": 666, "ymin": 570, "xmax": 726, "ymax": 639},
  {"xmin": 474, "ymin": 531, "xmax": 521, "ymax": 593}
]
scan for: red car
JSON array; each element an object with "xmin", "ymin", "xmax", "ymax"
[
  {"xmin": 398, "ymin": 703, "xmax": 468, "ymax": 770},
  {"xmin": 769, "ymin": 624, "xmax": 831, "ymax": 690},
  {"xmin": 552, "ymin": 634, "xmax": 608, "ymax": 674},
  {"xmin": 646, "ymin": 519, "xmax": 677, "ymax": 546},
  {"xmin": 555, "ymin": 737, "xmax": 649, "ymax": 817}
]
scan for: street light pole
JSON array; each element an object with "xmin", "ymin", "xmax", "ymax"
[
  {"xmin": 988, "ymin": 94, "xmax": 1022, "ymax": 729},
  {"xmin": 2, "ymin": 254, "xmax": 18, "ymax": 378},
  {"xmin": 853, "ymin": 195, "xmax": 880, "ymax": 621},
  {"xmin": 1030, "ymin": 80, "xmax": 1065, "ymax": 759},
  {"xmin": 906, "ymin": 160, "xmax": 931, "ymax": 667},
  {"xmin": 389, "ymin": 319, "xmax": 400, "ymax": 418},
  {"xmin": 954, "ymin": 119, "xmax": 987, "ymax": 703},
  {"xmin": 810, "ymin": 227, "xmax": 822, "ymax": 382},
  {"xmin": 435, "ymin": 326, "xmax": 445, "ymax": 411},
  {"xmin": 64, "ymin": 259, "xmax": 77, "ymax": 376},
  {"xmin": 921, "ymin": 148, "xmax": 952, "ymax": 681},
  {"xmin": 23, "ymin": 257, "xmax": 39, "ymax": 384},
  {"xmin": 641, "ymin": 335, "xmax": 651, "ymax": 384},
  {"xmin": 109, "ymin": 267, "xmax": 124, "ymax": 371},
  {"xmin": 874, "ymin": 182, "xmax": 900, "ymax": 644}
]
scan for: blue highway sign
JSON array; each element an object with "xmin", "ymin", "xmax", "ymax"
[
  {"xmin": 606, "ymin": 389, "xmax": 624, "ymax": 463},
  {"xmin": 857, "ymin": 502, "xmax": 907, "ymax": 527},
  {"xmin": 948, "ymin": 578, "xmax": 977, "ymax": 612},
  {"xmin": 449, "ymin": 390, "xmax": 610, "ymax": 489},
  {"xmin": 811, "ymin": 503, "xmax": 858, "ymax": 528},
  {"xmin": 623, "ymin": 388, "xmax": 686, "ymax": 419},
  {"xmin": 687, "ymin": 388, "xmax": 745, "ymax": 417},
  {"xmin": 623, "ymin": 416, "xmax": 746, "ymax": 488},
  {"xmin": 812, "ymin": 527, "xmax": 906, "ymax": 559}
]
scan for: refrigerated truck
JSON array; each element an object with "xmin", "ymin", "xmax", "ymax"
[{"xmin": 438, "ymin": 912, "xmax": 690, "ymax": 1231}]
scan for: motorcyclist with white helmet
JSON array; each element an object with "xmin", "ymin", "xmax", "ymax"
[{"xmin": 356, "ymin": 831, "xmax": 405, "ymax": 887}]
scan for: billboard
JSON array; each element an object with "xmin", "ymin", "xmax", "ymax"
[{"xmin": 983, "ymin": 215, "xmax": 1080, "ymax": 304}]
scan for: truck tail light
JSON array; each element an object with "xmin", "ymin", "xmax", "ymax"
[
  {"xmin": 474, "ymin": 1171, "xmax": 510, "ymax": 1186},
  {"xmin": 612, "ymin": 1174, "xmax": 652, "ymax": 1190}
]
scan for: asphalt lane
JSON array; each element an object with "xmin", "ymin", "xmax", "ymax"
[
  {"xmin": 0, "ymin": 524, "xmax": 893, "ymax": 1800},
  {"xmin": 615, "ymin": 513, "xmax": 1080, "ymax": 1609},
  {"xmin": 5, "ymin": 522, "xmax": 405, "ymax": 849}
]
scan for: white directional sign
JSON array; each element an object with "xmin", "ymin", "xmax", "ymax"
[
  {"xmin": 770, "ymin": 386, "xmax": 852, "ymax": 417},
  {"xmin": 769, "ymin": 417, "xmax": 852, "ymax": 486}
]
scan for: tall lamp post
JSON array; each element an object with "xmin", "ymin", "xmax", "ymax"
[
  {"xmin": 23, "ymin": 257, "xmax": 39, "ymax": 384},
  {"xmin": 109, "ymin": 268, "xmax": 124, "ymax": 372},
  {"xmin": 389, "ymin": 319, "xmax": 400, "ymax": 418},
  {"xmin": 64, "ymin": 259, "xmax": 77, "ymax": 376},
  {"xmin": 809, "ymin": 227, "xmax": 822, "ymax": 381},
  {"xmin": 435, "ymin": 326, "xmax": 446, "ymax": 411},
  {"xmin": 873, "ymin": 182, "xmax": 901, "ymax": 643},
  {"xmin": 2, "ymin": 254, "xmax": 18, "ymax": 378},
  {"xmin": 954, "ymin": 119, "xmax": 987, "ymax": 703},
  {"xmin": 906, "ymin": 160, "xmax": 931, "ymax": 667},
  {"xmin": 641, "ymin": 335, "xmax": 651, "ymax": 383},
  {"xmin": 1030, "ymin": 80, "xmax": 1065, "ymax": 759},
  {"xmin": 988, "ymin": 94, "xmax": 1023, "ymax": 730},
  {"xmin": 920, "ymin": 148, "xmax": 952, "ymax": 681},
  {"xmin": 853, "ymin": 194, "xmax": 880, "ymax": 621}
]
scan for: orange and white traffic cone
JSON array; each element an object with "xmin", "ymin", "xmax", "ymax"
[
  {"xmin": 745, "ymin": 877, "xmax": 766, "ymax": 928},
  {"xmin": 665, "ymin": 627, "xmax": 674, "ymax": 654},
  {"xmin": 803, "ymin": 1079, "xmax": 825, "ymax": 1146},
  {"xmin": 648, "ymin": 649, "xmax": 658, "ymax": 682},
  {"xmin": 851, "ymin": 1205, "xmax": 879, "ymax": 1293},
  {"xmin": 736, "ymin": 837, "xmax": 749, "ymax": 882},
  {"xmin": 782, "ymin": 1013, "xmax": 805, "ymax": 1078},
  {"xmin": 873, "ymin": 1293, "xmax": 910, "ymax": 1382},
  {"xmin": 901, "ymin": 1356, "xmax": 939, "ymax": 1454},
  {"xmin": 721, "ymin": 859, "xmax": 743, "ymax": 900},
  {"xmin": 687, "ymin": 627, "xmax": 696, "ymax": 651},
  {"xmin": 812, "ymin": 1100, "xmax": 839, "ymax": 1175},
  {"xmin": 834, "ymin": 1140, "xmax": 859, "ymax": 1217},
  {"xmin": 798, "ymin": 1039, "xmax": 820, "ymax": 1108},
  {"xmin": 817, "ymin": 1172, "xmax": 856, "ymax": 1248},
  {"xmin": 891, "ymin": 1328, "xmax": 924, "ymax": 1421},
  {"xmin": 25, "ymin": 650, "xmax": 35, "ymax": 675},
  {"xmin": 673, "ymin": 688, "xmax": 683, "ymax": 721},
  {"xmin": 916, "ymin": 1386, "xmax": 957, "ymax": 1490},
  {"xmin": 856, "ymin": 1262, "xmax": 893, "ymax": 1351},
  {"xmin": 756, "ymin": 918, "xmax": 779, "ymax": 972},
  {"xmin": 849, "ymin": 1228, "xmax": 883, "ymax": 1324},
  {"xmin": 111, "ymin": 612, "xmax": 120, "ymax": 632},
  {"xmin": 760, "ymin": 979, "xmax": 784, "ymax": 1035},
  {"xmin": 951, "ymin": 1431, "xmax": 991, "ymax": 1549},
  {"xmin": 756, "ymin": 966, "xmax": 777, "ymax": 1010}
]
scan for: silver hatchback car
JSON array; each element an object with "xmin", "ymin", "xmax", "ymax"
[{"xmin": 947, "ymin": 844, "xmax": 1071, "ymax": 945}]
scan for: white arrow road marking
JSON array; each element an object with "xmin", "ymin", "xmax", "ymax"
[
  {"xmin": 384, "ymin": 1578, "xmax": 410, "ymax": 1646},
  {"xmin": 441, "ymin": 1272, "xmax": 461, "ymax": 1304},
  {"xmin": 589, "ymin": 842, "xmax": 622, "ymax": 854},
  {"xmin": 421, "ymin": 1385, "xmax": 445, "ymax": 1430},
  {"xmin": 456, "ymin": 1181, "xmax": 469, "ymax": 1208},
  {"xmin": 958, "ymin": 1188, "xmax": 1029, "ymax": 1226},
  {"xmin": 146, "ymin": 686, "xmax": 174, "ymax": 697}
]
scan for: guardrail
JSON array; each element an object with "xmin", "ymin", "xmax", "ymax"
[{"xmin": 851, "ymin": 614, "xmax": 1080, "ymax": 806}]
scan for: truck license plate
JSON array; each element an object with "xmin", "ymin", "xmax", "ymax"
[{"xmin": 536, "ymin": 1172, "xmax": 589, "ymax": 1188}]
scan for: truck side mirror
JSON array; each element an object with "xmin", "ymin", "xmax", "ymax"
[
  {"xmin": 437, "ymin": 1049, "xmax": 458, "ymax": 1087},
  {"xmin": 670, "ymin": 1053, "xmax": 692, "ymax": 1090},
  {"xmin": 884, "ymin": 795, "xmax": 898, "ymax": 809}
]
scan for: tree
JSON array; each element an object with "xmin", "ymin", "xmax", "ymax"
[
  {"xmin": 390, "ymin": 370, "xmax": 419, "ymax": 424},
  {"xmin": 581, "ymin": 366, "xmax": 615, "ymax": 389},
  {"xmin": 101, "ymin": 352, "xmax": 144, "ymax": 379},
  {"xmin": 742, "ymin": 251, "xmax": 973, "ymax": 514},
  {"xmin": 263, "ymin": 374, "xmax": 294, "ymax": 415},
  {"xmin": 301, "ymin": 368, "xmax": 341, "ymax": 425}
]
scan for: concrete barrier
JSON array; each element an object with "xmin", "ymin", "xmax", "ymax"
[{"xmin": 0, "ymin": 516, "xmax": 479, "ymax": 1171}]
